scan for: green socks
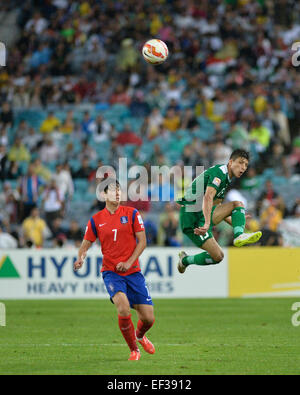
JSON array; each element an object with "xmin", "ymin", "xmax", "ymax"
[
  {"xmin": 231, "ymin": 206, "xmax": 246, "ymax": 238},
  {"xmin": 182, "ymin": 252, "xmax": 218, "ymax": 266}
]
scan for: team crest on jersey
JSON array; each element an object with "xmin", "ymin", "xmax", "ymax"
[
  {"xmin": 212, "ymin": 177, "xmax": 221, "ymax": 187},
  {"xmin": 120, "ymin": 216, "xmax": 128, "ymax": 224}
]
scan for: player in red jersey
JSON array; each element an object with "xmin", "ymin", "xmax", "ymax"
[{"xmin": 74, "ymin": 178, "xmax": 155, "ymax": 361}]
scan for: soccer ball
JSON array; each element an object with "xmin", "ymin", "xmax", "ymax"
[{"xmin": 142, "ymin": 39, "xmax": 169, "ymax": 65}]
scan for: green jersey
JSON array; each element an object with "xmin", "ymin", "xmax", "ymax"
[{"xmin": 177, "ymin": 164, "xmax": 232, "ymax": 205}]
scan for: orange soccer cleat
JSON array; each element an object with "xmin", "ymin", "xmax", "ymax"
[
  {"xmin": 137, "ymin": 336, "xmax": 155, "ymax": 354},
  {"xmin": 128, "ymin": 350, "xmax": 141, "ymax": 361}
]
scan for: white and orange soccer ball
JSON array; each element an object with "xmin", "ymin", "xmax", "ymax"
[{"xmin": 142, "ymin": 39, "xmax": 169, "ymax": 65}]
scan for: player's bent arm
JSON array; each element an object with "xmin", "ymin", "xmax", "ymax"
[
  {"xmin": 74, "ymin": 239, "xmax": 92, "ymax": 271},
  {"xmin": 202, "ymin": 186, "xmax": 217, "ymax": 226},
  {"xmin": 127, "ymin": 231, "xmax": 147, "ymax": 266},
  {"xmin": 116, "ymin": 231, "xmax": 147, "ymax": 273}
]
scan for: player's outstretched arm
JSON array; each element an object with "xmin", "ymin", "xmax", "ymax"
[
  {"xmin": 74, "ymin": 239, "xmax": 92, "ymax": 271},
  {"xmin": 116, "ymin": 231, "xmax": 147, "ymax": 273}
]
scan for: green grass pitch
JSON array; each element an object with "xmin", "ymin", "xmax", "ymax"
[{"xmin": 0, "ymin": 298, "xmax": 300, "ymax": 375}]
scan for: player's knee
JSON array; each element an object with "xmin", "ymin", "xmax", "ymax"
[
  {"xmin": 142, "ymin": 315, "xmax": 155, "ymax": 326},
  {"xmin": 114, "ymin": 295, "xmax": 131, "ymax": 316},
  {"xmin": 233, "ymin": 200, "xmax": 244, "ymax": 209},
  {"xmin": 118, "ymin": 306, "xmax": 131, "ymax": 317},
  {"xmin": 139, "ymin": 310, "xmax": 155, "ymax": 325}
]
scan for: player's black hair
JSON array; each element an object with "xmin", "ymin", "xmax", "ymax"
[
  {"xmin": 230, "ymin": 149, "xmax": 250, "ymax": 161},
  {"xmin": 103, "ymin": 178, "xmax": 120, "ymax": 193}
]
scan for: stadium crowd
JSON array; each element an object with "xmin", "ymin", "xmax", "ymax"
[{"xmin": 0, "ymin": 0, "xmax": 300, "ymax": 248}]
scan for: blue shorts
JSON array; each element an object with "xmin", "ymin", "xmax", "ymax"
[{"xmin": 102, "ymin": 271, "xmax": 153, "ymax": 308}]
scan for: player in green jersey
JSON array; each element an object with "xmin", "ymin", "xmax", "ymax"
[{"xmin": 177, "ymin": 149, "xmax": 262, "ymax": 273}]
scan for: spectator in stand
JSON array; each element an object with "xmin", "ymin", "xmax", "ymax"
[
  {"xmin": 51, "ymin": 217, "xmax": 67, "ymax": 248},
  {"xmin": 116, "ymin": 38, "xmax": 139, "ymax": 72},
  {"xmin": 291, "ymin": 199, "xmax": 300, "ymax": 218},
  {"xmin": 163, "ymin": 109, "xmax": 181, "ymax": 132},
  {"xmin": 32, "ymin": 157, "xmax": 52, "ymax": 182},
  {"xmin": 0, "ymin": 102, "xmax": 14, "ymax": 130},
  {"xmin": 158, "ymin": 203, "xmax": 181, "ymax": 247},
  {"xmin": 40, "ymin": 112, "xmax": 61, "ymax": 134},
  {"xmin": 92, "ymin": 115, "xmax": 111, "ymax": 143},
  {"xmin": 249, "ymin": 119, "xmax": 271, "ymax": 160},
  {"xmin": 22, "ymin": 127, "xmax": 42, "ymax": 152},
  {"xmin": 116, "ymin": 123, "xmax": 143, "ymax": 146},
  {"xmin": 129, "ymin": 92, "xmax": 150, "ymax": 117},
  {"xmin": 228, "ymin": 121, "xmax": 250, "ymax": 151},
  {"xmin": 79, "ymin": 139, "xmax": 97, "ymax": 162},
  {"xmin": 18, "ymin": 163, "xmax": 44, "ymax": 221},
  {"xmin": 212, "ymin": 136, "xmax": 232, "ymax": 165},
  {"xmin": 181, "ymin": 108, "xmax": 199, "ymax": 130},
  {"xmin": 53, "ymin": 163, "xmax": 74, "ymax": 202},
  {"xmin": 73, "ymin": 157, "xmax": 93, "ymax": 179},
  {"xmin": 42, "ymin": 179, "xmax": 64, "ymax": 229},
  {"xmin": 6, "ymin": 161, "xmax": 22, "ymax": 180},
  {"xmin": 22, "ymin": 206, "xmax": 48, "ymax": 248},
  {"xmin": 108, "ymin": 138, "xmax": 125, "ymax": 169},
  {"xmin": 270, "ymin": 101, "xmax": 291, "ymax": 150},
  {"xmin": 39, "ymin": 138, "xmax": 59, "ymax": 163},
  {"xmin": 66, "ymin": 220, "xmax": 84, "ymax": 248},
  {"xmin": 0, "ymin": 144, "xmax": 8, "ymax": 181},
  {"xmin": 109, "ymin": 84, "xmax": 131, "ymax": 106},
  {"xmin": 59, "ymin": 110, "xmax": 75, "ymax": 134},
  {"xmin": 139, "ymin": 211, "xmax": 157, "ymax": 246},
  {"xmin": 73, "ymin": 76, "xmax": 96, "ymax": 102},
  {"xmin": 147, "ymin": 108, "xmax": 163, "ymax": 140},
  {"xmin": 266, "ymin": 143, "xmax": 289, "ymax": 177},
  {"xmin": 15, "ymin": 119, "xmax": 30, "ymax": 139},
  {"xmin": 25, "ymin": 11, "xmax": 48, "ymax": 35},
  {"xmin": 240, "ymin": 167, "xmax": 260, "ymax": 191},
  {"xmin": 0, "ymin": 182, "xmax": 20, "ymax": 224},
  {"xmin": 287, "ymin": 138, "xmax": 300, "ymax": 175},
  {"xmin": 259, "ymin": 203, "xmax": 283, "ymax": 246},
  {"xmin": 8, "ymin": 136, "xmax": 31, "ymax": 162},
  {"xmin": 12, "ymin": 86, "xmax": 30, "ymax": 108},
  {"xmin": 80, "ymin": 111, "xmax": 95, "ymax": 137},
  {"xmin": 60, "ymin": 141, "xmax": 76, "ymax": 163},
  {"xmin": 0, "ymin": 129, "xmax": 8, "ymax": 147},
  {"xmin": 256, "ymin": 180, "xmax": 286, "ymax": 218},
  {"xmin": 181, "ymin": 144, "xmax": 197, "ymax": 167},
  {"xmin": 0, "ymin": 223, "xmax": 18, "ymax": 249}
]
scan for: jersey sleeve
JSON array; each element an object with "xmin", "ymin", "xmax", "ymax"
[
  {"xmin": 207, "ymin": 169, "xmax": 223, "ymax": 192},
  {"xmin": 132, "ymin": 209, "xmax": 145, "ymax": 233},
  {"xmin": 84, "ymin": 217, "xmax": 97, "ymax": 243}
]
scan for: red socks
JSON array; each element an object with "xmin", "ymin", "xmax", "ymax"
[
  {"xmin": 118, "ymin": 314, "xmax": 138, "ymax": 352},
  {"xmin": 136, "ymin": 319, "xmax": 155, "ymax": 340}
]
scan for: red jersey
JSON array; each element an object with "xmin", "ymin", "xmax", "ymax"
[{"xmin": 84, "ymin": 205, "xmax": 145, "ymax": 276}]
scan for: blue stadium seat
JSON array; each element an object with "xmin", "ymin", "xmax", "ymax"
[{"xmin": 74, "ymin": 179, "xmax": 89, "ymax": 193}]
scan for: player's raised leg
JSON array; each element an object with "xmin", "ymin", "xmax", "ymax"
[
  {"xmin": 212, "ymin": 200, "xmax": 262, "ymax": 247},
  {"xmin": 134, "ymin": 304, "xmax": 155, "ymax": 354},
  {"xmin": 113, "ymin": 292, "xmax": 141, "ymax": 360},
  {"xmin": 178, "ymin": 236, "xmax": 224, "ymax": 273}
]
